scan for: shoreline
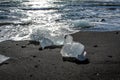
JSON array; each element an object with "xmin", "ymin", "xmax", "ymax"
[{"xmin": 0, "ymin": 31, "xmax": 120, "ymax": 80}]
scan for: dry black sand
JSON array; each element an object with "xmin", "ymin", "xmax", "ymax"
[{"xmin": 0, "ymin": 31, "xmax": 120, "ymax": 80}]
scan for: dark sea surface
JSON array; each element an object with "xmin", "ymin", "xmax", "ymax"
[{"xmin": 0, "ymin": 0, "xmax": 120, "ymax": 41}]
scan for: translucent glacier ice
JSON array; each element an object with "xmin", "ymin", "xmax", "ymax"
[
  {"xmin": 0, "ymin": 54, "xmax": 10, "ymax": 64},
  {"xmin": 30, "ymin": 29, "xmax": 65, "ymax": 49},
  {"xmin": 39, "ymin": 37, "xmax": 54, "ymax": 49},
  {"xmin": 71, "ymin": 20, "xmax": 93, "ymax": 28},
  {"xmin": 39, "ymin": 35, "xmax": 65, "ymax": 49},
  {"xmin": 60, "ymin": 35, "xmax": 87, "ymax": 61}
]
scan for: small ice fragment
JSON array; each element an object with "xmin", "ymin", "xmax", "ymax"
[
  {"xmin": 39, "ymin": 37, "xmax": 54, "ymax": 49},
  {"xmin": 30, "ymin": 29, "xmax": 65, "ymax": 49},
  {"xmin": 39, "ymin": 34, "xmax": 65, "ymax": 49},
  {"xmin": 0, "ymin": 54, "xmax": 10, "ymax": 64},
  {"xmin": 77, "ymin": 51, "xmax": 87, "ymax": 61},
  {"xmin": 50, "ymin": 34, "xmax": 65, "ymax": 45},
  {"xmin": 64, "ymin": 35, "xmax": 73, "ymax": 44},
  {"xmin": 71, "ymin": 20, "xmax": 93, "ymax": 28},
  {"xmin": 60, "ymin": 35, "xmax": 87, "ymax": 61},
  {"xmin": 39, "ymin": 35, "xmax": 65, "ymax": 49},
  {"xmin": 30, "ymin": 29, "xmax": 51, "ymax": 42}
]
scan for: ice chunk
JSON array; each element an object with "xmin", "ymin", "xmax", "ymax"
[
  {"xmin": 30, "ymin": 29, "xmax": 65, "ymax": 49},
  {"xmin": 30, "ymin": 29, "xmax": 64, "ymax": 44},
  {"xmin": 64, "ymin": 35, "xmax": 73, "ymax": 44},
  {"xmin": 39, "ymin": 34, "xmax": 65, "ymax": 49},
  {"xmin": 30, "ymin": 29, "xmax": 51, "ymax": 42},
  {"xmin": 71, "ymin": 20, "xmax": 93, "ymax": 28},
  {"xmin": 51, "ymin": 34, "xmax": 65, "ymax": 45},
  {"xmin": 60, "ymin": 35, "xmax": 87, "ymax": 61},
  {"xmin": 39, "ymin": 37, "xmax": 54, "ymax": 49},
  {"xmin": 77, "ymin": 51, "xmax": 87, "ymax": 61},
  {"xmin": 0, "ymin": 54, "xmax": 10, "ymax": 64}
]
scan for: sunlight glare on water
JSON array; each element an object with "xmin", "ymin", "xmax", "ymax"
[
  {"xmin": 0, "ymin": 0, "xmax": 120, "ymax": 42},
  {"xmin": 0, "ymin": 0, "xmax": 74, "ymax": 42}
]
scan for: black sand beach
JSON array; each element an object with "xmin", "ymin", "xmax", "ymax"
[{"xmin": 0, "ymin": 31, "xmax": 120, "ymax": 80}]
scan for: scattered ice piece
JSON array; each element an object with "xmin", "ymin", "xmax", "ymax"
[
  {"xmin": 30, "ymin": 29, "xmax": 50, "ymax": 42},
  {"xmin": 39, "ymin": 37, "xmax": 54, "ymax": 49},
  {"xmin": 0, "ymin": 54, "xmax": 10, "ymax": 64},
  {"xmin": 60, "ymin": 35, "xmax": 87, "ymax": 61},
  {"xmin": 77, "ymin": 51, "xmax": 87, "ymax": 61},
  {"xmin": 51, "ymin": 35, "xmax": 65, "ymax": 45},
  {"xmin": 30, "ymin": 29, "xmax": 65, "ymax": 49},
  {"xmin": 38, "ymin": 34, "xmax": 65, "ymax": 49},
  {"xmin": 64, "ymin": 35, "xmax": 73, "ymax": 44},
  {"xmin": 71, "ymin": 20, "xmax": 93, "ymax": 28}
]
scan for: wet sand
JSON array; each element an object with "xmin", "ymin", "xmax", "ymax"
[{"xmin": 0, "ymin": 31, "xmax": 120, "ymax": 80}]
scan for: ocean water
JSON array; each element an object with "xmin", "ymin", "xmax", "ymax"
[{"xmin": 0, "ymin": 0, "xmax": 120, "ymax": 42}]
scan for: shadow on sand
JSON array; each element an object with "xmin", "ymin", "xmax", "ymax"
[{"xmin": 62, "ymin": 57, "xmax": 89, "ymax": 64}]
